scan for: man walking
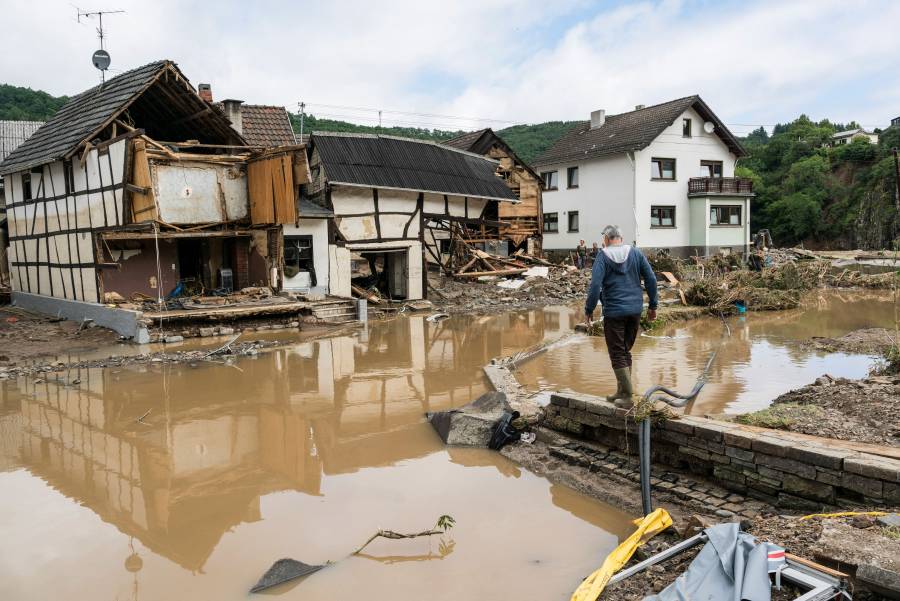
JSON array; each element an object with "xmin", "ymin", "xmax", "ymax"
[{"xmin": 584, "ymin": 226, "xmax": 658, "ymax": 408}]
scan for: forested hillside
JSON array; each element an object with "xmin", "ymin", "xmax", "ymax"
[
  {"xmin": 5, "ymin": 83, "xmax": 896, "ymax": 249},
  {"xmin": 0, "ymin": 84, "xmax": 67, "ymax": 121},
  {"xmin": 738, "ymin": 117, "xmax": 899, "ymax": 249}
]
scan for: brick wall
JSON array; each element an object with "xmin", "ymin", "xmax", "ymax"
[{"xmin": 545, "ymin": 391, "xmax": 900, "ymax": 510}]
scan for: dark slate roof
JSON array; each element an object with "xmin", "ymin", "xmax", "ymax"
[
  {"xmin": 442, "ymin": 128, "xmax": 541, "ymax": 181},
  {"xmin": 533, "ymin": 95, "xmax": 745, "ymax": 167},
  {"xmin": 310, "ymin": 132, "xmax": 518, "ymax": 202},
  {"xmin": 443, "ymin": 129, "xmax": 488, "ymax": 152},
  {"xmin": 0, "ymin": 61, "xmax": 166, "ymax": 175},
  {"xmin": 298, "ymin": 197, "xmax": 333, "ymax": 218},
  {"xmin": 1, "ymin": 60, "xmax": 243, "ymax": 176},
  {"xmin": 239, "ymin": 105, "xmax": 296, "ymax": 147}
]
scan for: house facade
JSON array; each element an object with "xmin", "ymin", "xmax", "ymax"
[
  {"xmin": 0, "ymin": 60, "xmax": 310, "ymax": 337},
  {"xmin": 443, "ymin": 128, "xmax": 543, "ymax": 255},
  {"xmin": 302, "ymin": 132, "xmax": 518, "ymax": 301},
  {"xmin": 534, "ymin": 96, "xmax": 752, "ymax": 258},
  {"xmin": 831, "ymin": 128, "xmax": 878, "ymax": 146}
]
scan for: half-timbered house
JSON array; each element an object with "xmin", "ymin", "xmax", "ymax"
[
  {"xmin": 0, "ymin": 60, "xmax": 310, "ymax": 337},
  {"xmin": 303, "ymin": 132, "xmax": 519, "ymax": 300},
  {"xmin": 443, "ymin": 128, "xmax": 543, "ymax": 255}
]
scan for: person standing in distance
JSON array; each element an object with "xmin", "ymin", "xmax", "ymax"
[{"xmin": 584, "ymin": 225, "xmax": 658, "ymax": 407}]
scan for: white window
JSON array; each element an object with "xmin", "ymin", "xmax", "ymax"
[{"xmin": 710, "ymin": 205, "xmax": 742, "ymax": 226}]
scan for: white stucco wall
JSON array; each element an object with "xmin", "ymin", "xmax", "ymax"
[
  {"xmin": 633, "ymin": 107, "xmax": 737, "ymax": 249},
  {"xmin": 539, "ymin": 153, "xmax": 635, "ymax": 250},
  {"xmin": 283, "ymin": 220, "xmax": 329, "ymax": 294}
]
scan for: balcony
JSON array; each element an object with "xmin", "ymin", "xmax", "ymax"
[{"xmin": 688, "ymin": 177, "xmax": 754, "ymax": 196}]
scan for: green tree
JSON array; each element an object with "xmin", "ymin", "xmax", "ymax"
[{"xmin": 766, "ymin": 192, "xmax": 822, "ymax": 243}]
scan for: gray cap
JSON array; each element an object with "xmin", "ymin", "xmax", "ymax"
[{"xmin": 602, "ymin": 225, "xmax": 623, "ymax": 239}]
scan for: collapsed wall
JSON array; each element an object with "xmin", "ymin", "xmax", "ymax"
[{"xmin": 545, "ymin": 391, "xmax": 900, "ymax": 510}]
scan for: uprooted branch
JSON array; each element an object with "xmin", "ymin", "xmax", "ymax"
[{"xmin": 352, "ymin": 515, "xmax": 456, "ymax": 555}]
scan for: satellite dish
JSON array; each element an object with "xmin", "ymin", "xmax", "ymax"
[
  {"xmin": 92, "ymin": 49, "xmax": 111, "ymax": 71},
  {"xmin": 703, "ymin": 121, "xmax": 715, "ymax": 134}
]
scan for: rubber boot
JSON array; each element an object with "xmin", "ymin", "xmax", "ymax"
[
  {"xmin": 607, "ymin": 367, "xmax": 629, "ymax": 403},
  {"xmin": 613, "ymin": 367, "xmax": 635, "ymax": 409}
]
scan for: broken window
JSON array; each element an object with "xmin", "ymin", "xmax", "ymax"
[
  {"xmin": 543, "ymin": 212, "xmax": 559, "ymax": 233},
  {"xmin": 651, "ymin": 158, "xmax": 676, "ymax": 180},
  {"xmin": 284, "ymin": 236, "xmax": 316, "ymax": 285},
  {"xmin": 541, "ymin": 171, "xmax": 558, "ymax": 190},
  {"xmin": 651, "ymin": 205, "xmax": 676, "ymax": 227},
  {"xmin": 700, "ymin": 160, "xmax": 723, "ymax": 178},
  {"xmin": 710, "ymin": 205, "xmax": 742, "ymax": 226}
]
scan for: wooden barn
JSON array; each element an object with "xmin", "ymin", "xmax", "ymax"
[
  {"xmin": 0, "ymin": 60, "xmax": 310, "ymax": 336},
  {"xmin": 443, "ymin": 128, "xmax": 543, "ymax": 255},
  {"xmin": 303, "ymin": 132, "xmax": 519, "ymax": 300}
]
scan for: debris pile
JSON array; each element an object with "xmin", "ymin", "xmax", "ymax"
[{"xmin": 683, "ymin": 261, "xmax": 829, "ymax": 312}]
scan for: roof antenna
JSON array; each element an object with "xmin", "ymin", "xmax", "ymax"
[{"xmin": 75, "ymin": 7, "xmax": 125, "ymax": 85}]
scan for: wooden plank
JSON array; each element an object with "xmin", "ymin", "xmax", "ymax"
[
  {"xmin": 455, "ymin": 268, "xmax": 527, "ymax": 278},
  {"xmin": 273, "ymin": 154, "xmax": 297, "ymax": 224},
  {"xmin": 129, "ymin": 139, "xmax": 158, "ymax": 222},
  {"xmin": 784, "ymin": 553, "xmax": 849, "ymax": 579}
]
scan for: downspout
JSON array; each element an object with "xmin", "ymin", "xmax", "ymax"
[{"xmin": 626, "ymin": 151, "xmax": 638, "ymax": 246}]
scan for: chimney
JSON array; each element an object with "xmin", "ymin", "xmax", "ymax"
[
  {"xmin": 590, "ymin": 109, "xmax": 606, "ymax": 129},
  {"xmin": 222, "ymin": 99, "xmax": 244, "ymax": 135},
  {"xmin": 198, "ymin": 83, "xmax": 213, "ymax": 103},
  {"xmin": 635, "ymin": 104, "xmax": 645, "ymax": 110}
]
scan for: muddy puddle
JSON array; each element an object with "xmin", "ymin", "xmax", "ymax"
[
  {"xmin": 0, "ymin": 312, "xmax": 633, "ymax": 601},
  {"xmin": 515, "ymin": 290, "xmax": 895, "ymax": 415}
]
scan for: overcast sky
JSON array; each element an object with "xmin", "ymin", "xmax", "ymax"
[{"xmin": 3, "ymin": 0, "xmax": 899, "ymax": 134}]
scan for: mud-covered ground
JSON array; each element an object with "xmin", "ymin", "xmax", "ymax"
[
  {"xmin": 0, "ymin": 306, "xmax": 122, "ymax": 365},
  {"xmin": 804, "ymin": 327, "xmax": 897, "ymax": 355},
  {"xmin": 736, "ymin": 374, "xmax": 900, "ymax": 446}
]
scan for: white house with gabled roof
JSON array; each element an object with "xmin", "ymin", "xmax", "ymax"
[{"xmin": 533, "ymin": 95, "xmax": 753, "ymax": 258}]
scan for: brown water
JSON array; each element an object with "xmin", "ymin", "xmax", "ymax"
[
  {"xmin": 515, "ymin": 290, "xmax": 895, "ymax": 415},
  {"xmin": 0, "ymin": 312, "xmax": 633, "ymax": 601},
  {"xmin": 0, "ymin": 290, "xmax": 893, "ymax": 600}
]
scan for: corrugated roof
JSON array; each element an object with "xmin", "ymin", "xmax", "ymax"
[
  {"xmin": 311, "ymin": 132, "xmax": 518, "ymax": 202},
  {"xmin": 0, "ymin": 60, "xmax": 243, "ymax": 175},
  {"xmin": 533, "ymin": 95, "xmax": 745, "ymax": 167},
  {"xmin": 239, "ymin": 105, "xmax": 296, "ymax": 147},
  {"xmin": 0, "ymin": 120, "xmax": 44, "ymax": 163}
]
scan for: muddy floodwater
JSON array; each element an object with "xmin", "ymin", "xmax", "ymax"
[
  {"xmin": 0, "ymin": 289, "xmax": 893, "ymax": 600},
  {"xmin": 516, "ymin": 290, "xmax": 894, "ymax": 415},
  {"xmin": 0, "ymin": 312, "xmax": 633, "ymax": 601}
]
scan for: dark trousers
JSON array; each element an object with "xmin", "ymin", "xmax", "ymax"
[{"xmin": 604, "ymin": 314, "xmax": 641, "ymax": 370}]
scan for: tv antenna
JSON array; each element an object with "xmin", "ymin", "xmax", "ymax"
[{"xmin": 75, "ymin": 7, "xmax": 124, "ymax": 83}]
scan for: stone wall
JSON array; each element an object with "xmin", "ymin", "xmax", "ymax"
[{"xmin": 546, "ymin": 391, "xmax": 900, "ymax": 510}]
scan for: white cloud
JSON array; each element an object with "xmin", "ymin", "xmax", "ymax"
[{"xmin": 2, "ymin": 0, "xmax": 898, "ymax": 131}]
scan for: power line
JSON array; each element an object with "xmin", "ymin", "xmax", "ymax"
[{"xmin": 301, "ymin": 101, "xmax": 518, "ymax": 125}]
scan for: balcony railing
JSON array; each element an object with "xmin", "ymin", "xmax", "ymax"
[{"xmin": 688, "ymin": 177, "xmax": 754, "ymax": 195}]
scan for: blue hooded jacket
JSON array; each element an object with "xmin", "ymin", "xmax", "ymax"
[{"xmin": 584, "ymin": 244, "xmax": 659, "ymax": 318}]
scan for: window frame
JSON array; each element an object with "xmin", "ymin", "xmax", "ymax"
[
  {"xmin": 541, "ymin": 170, "xmax": 559, "ymax": 191},
  {"xmin": 650, "ymin": 205, "xmax": 676, "ymax": 228},
  {"xmin": 710, "ymin": 205, "xmax": 742, "ymax": 227},
  {"xmin": 682, "ymin": 118, "xmax": 692, "ymax": 138},
  {"xmin": 283, "ymin": 235, "xmax": 316, "ymax": 281},
  {"xmin": 700, "ymin": 160, "xmax": 723, "ymax": 178},
  {"xmin": 567, "ymin": 210, "xmax": 579, "ymax": 232},
  {"xmin": 566, "ymin": 166, "xmax": 579, "ymax": 189},
  {"xmin": 543, "ymin": 212, "xmax": 559, "ymax": 233},
  {"xmin": 651, "ymin": 157, "xmax": 676, "ymax": 181}
]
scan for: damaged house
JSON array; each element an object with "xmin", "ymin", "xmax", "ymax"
[
  {"xmin": 303, "ymin": 132, "xmax": 519, "ymax": 301},
  {"xmin": 443, "ymin": 128, "xmax": 543, "ymax": 255},
  {"xmin": 0, "ymin": 60, "xmax": 310, "ymax": 337}
]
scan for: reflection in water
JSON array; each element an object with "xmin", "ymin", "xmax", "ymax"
[
  {"xmin": 0, "ymin": 290, "xmax": 889, "ymax": 600},
  {"xmin": 0, "ymin": 310, "xmax": 631, "ymax": 601},
  {"xmin": 515, "ymin": 290, "xmax": 893, "ymax": 415}
]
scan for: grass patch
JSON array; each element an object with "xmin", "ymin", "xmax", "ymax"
[{"xmin": 734, "ymin": 403, "xmax": 822, "ymax": 430}]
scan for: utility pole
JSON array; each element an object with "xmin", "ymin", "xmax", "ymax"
[
  {"xmin": 298, "ymin": 101, "xmax": 306, "ymax": 139},
  {"xmin": 378, "ymin": 109, "xmax": 382, "ymax": 132}
]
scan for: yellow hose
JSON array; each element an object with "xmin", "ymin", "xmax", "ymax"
[
  {"xmin": 571, "ymin": 508, "xmax": 673, "ymax": 601},
  {"xmin": 798, "ymin": 511, "xmax": 887, "ymax": 521}
]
